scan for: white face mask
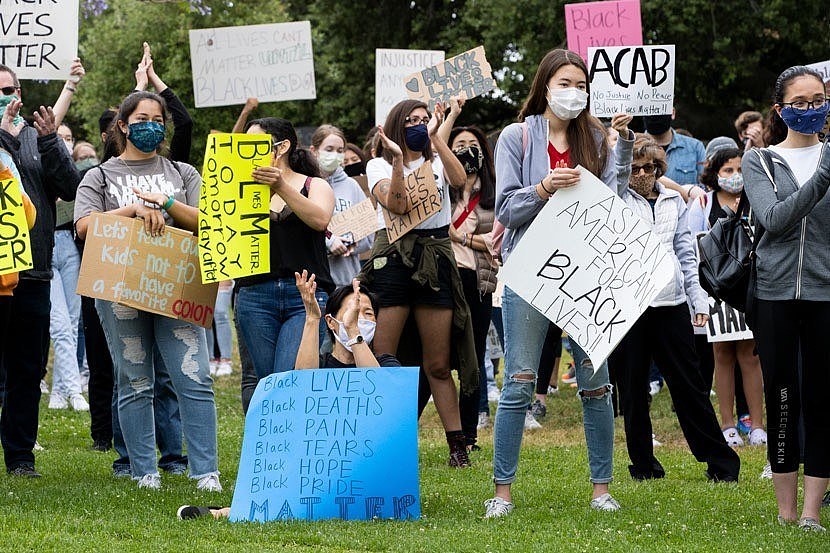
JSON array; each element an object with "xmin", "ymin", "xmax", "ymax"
[
  {"xmin": 318, "ymin": 150, "xmax": 345, "ymax": 173},
  {"xmin": 332, "ymin": 318, "xmax": 377, "ymax": 352},
  {"xmin": 547, "ymin": 87, "xmax": 588, "ymax": 120}
]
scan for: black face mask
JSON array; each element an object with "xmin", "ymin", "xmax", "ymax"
[
  {"xmin": 643, "ymin": 114, "xmax": 672, "ymax": 136},
  {"xmin": 343, "ymin": 161, "xmax": 366, "ymax": 177},
  {"xmin": 453, "ymin": 145, "xmax": 483, "ymax": 174}
]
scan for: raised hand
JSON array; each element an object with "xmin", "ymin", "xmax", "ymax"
[
  {"xmin": 32, "ymin": 106, "xmax": 57, "ymax": 137},
  {"xmin": 377, "ymin": 125, "xmax": 403, "ymax": 159},
  {"xmin": 0, "ymin": 97, "xmax": 24, "ymax": 137},
  {"xmin": 611, "ymin": 112, "xmax": 633, "ymax": 137},
  {"xmin": 427, "ymin": 103, "xmax": 445, "ymax": 137},
  {"xmin": 68, "ymin": 58, "xmax": 85, "ymax": 84},
  {"xmin": 341, "ymin": 279, "xmax": 362, "ymax": 336},
  {"xmin": 295, "ymin": 270, "xmax": 321, "ymax": 320}
]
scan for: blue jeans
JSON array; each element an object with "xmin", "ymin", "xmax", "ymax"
[
  {"xmin": 111, "ymin": 346, "xmax": 187, "ymax": 473},
  {"xmin": 206, "ymin": 286, "xmax": 233, "ymax": 359},
  {"xmin": 96, "ymin": 300, "xmax": 218, "ymax": 478},
  {"xmin": 49, "ymin": 230, "xmax": 83, "ymax": 397},
  {"xmin": 493, "ymin": 287, "xmax": 614, "ymax": 485},
  {"xmin": 235, "ymin": 279, "xmax": 328, "ymax": 378}
]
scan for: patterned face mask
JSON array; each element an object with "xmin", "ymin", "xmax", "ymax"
[{"xmin": 629, "ymin": 172, "xmax": 656, "ymax": 198}]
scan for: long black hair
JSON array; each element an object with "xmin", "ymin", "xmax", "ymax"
[
  {"xmin": 448, "ymin": 125, "xmax": 496, "ymax": 210},
  {"xmin": 112, "ymin": 91, "xmax": 168, "ymax": 156},
  {"xmin": 700, "ymin": 147, "xmax": 742, "ymax": 191},
  {"xmin": 246, "ymin": 117, "xmax": 321, "ymax": 178},
  {"xmin": 763, "ymin": 66, "xmax": 825, "ymax": 146}
]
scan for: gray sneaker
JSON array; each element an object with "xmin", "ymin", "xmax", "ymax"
[
  {"xmin": 798, "ymin": 518, "xmax": 826, "ymax": 532},
  {"xmin": 590, "ymin": 493, "xmax": 620, "ymax": 512},
  {"xmin": 531, "ymin": 399, "xmax": 547, "ymax": 419},
  {"xmin": 484, "ymin": 497, "xmax": 514, "ymax": 518}
]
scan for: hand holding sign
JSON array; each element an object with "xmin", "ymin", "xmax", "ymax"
[
  {"xmin": 134, "ymin": 203, "xmax": 165, "ymax": 237},
  {"xmin": 610, "ymin": 112, "xmax": 633, "ymax": 136},
  {"xmin": 549, "ymin": 161, "xmax": 581, "ymax": 190},
  {"xmin": 404, "ymin": 46, "xmax": 496, "ymax": 111}
]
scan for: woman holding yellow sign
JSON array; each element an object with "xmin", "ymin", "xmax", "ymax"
[{"xmin": 74, "ymin": 91, "xmax": 220, "ymax": 493}]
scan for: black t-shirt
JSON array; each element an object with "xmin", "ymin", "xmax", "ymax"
[
  {"xmin": 319, "ymin": 353, "xmax": 401, "ymax": 368},
  {"xmin": 708, "ymin": 195, "xmax": 728, "ymax": 228}
]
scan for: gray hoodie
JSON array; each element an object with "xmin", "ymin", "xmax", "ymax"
[
  {"xmin": 325, "ymin": 167, "xmax": 374, "ymax": 286},
  {"xmin": 494, "ymin": 114, "xmax": 617, "ymax": 262},
  {"xmin": 742, "ymin": 142, "xmax": 830, "ymax": 301}
]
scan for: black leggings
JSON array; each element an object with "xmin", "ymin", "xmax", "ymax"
[
  {"xmin": 753, "ymin": 299, "xmax": 830, "ymax": 478},
  {"xmin": 536, "ymin": 323, "xmax": 563, "ymax": 395},
  {"xmin": 456, "ymin": 268, "xmax": 491, "ymax": 445}
]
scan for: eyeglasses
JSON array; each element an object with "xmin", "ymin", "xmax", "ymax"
[
  {"xmin": 780, "ymin": 97, "xmax": 828, "ymax": 111},
  {"xmin": 631, "ymin": 163, "xmax": 656, "ymax": 174},
  {"xmin": 1, "ymin": 86, "xmax": 19, "ymax": 96},
  {"xmin": 404, "ymin": 115, "xmax": 430, "ymax": 126}
]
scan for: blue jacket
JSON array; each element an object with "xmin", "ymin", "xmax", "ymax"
[
  {"xmin": 663, "ymin": 130, "xmax": 706, "ymax": 186},
  {"xmin": 494, "ymin": 114, "xmax": 617, "ymax": 261}
]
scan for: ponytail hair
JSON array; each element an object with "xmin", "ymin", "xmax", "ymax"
[
  {"xmin": 246, "ymin": 117, "xmax": 322, "ymax": 178},
  {"xmin": 763, "ymin": 65, "xmax": 825, "ymax": 146}
]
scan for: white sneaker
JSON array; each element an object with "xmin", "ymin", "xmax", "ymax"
[
  {"xmin": 215, "ymin": 360, "xmax": 232, "ymax": 377},
  {"xmin": 196, "ymin": 473, "xmax": 222, "ymax": 492},
  {"xmin": 48, "ymin": 392, "xmax": 68, "ymax": 409},
  {"xmin": 40, "ymin": 379, "xmax": 50, "ymax": 395},
  {"xmin": 590, "ymin": 493, "xmax": 621, "ymax": 512},
  {"xmin": 722, "ymin": 427, "xmax": 744, "ymax": 447},
  {"xmin": 547, "ymin": 386, "xmax": 559, "ymax": 396},
  {"xmin": 652, "ymin": 433, "xmax": 663, "ymax": 447},
  {"xmin": 524, "ymin": 411, "xmax": 542, "ymax": 430},
  {"xmin": 69, "ymin": 394, "xmax": 89, "ymax": 412},
  {"xmin": 136, "ymin": 473, "xmax": 161, "ymax": 490},
  {"xmin": 477, "ymin": 412, "xmax": 490, "ymax": 429},
  {"xmin": 749, "ymin": 428, "xmax": 767, "ymax": 446},
  {"xmin": 487, "ymin": 388, "xmax": 501, "ymax": 403},
  {"xmin": 33, "ymin": 441, "xmax": 44, "ymax": 451},
  {"xmin": 649, "ymin": 380, "xmax": 662, "ymax": 396},
  {"xmin": 209, "ymin": 360, "xmax": 218, "ymax": 376},
  {"xmin": 484, "ymin": 497, "xmax": 514, "ymax": 518},
  {"xmin": 759, "ymin": 462, "xmax": 773, "ymax": 479}
]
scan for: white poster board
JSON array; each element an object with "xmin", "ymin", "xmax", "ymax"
[
  {"xmin": 587, "ymin": 45, "xmax": 675, "ymax": 117},
  {"xmin": 499, "ymin": 167, "xmax": 674, "ymax": 369},
  {"xmin": 808, "ymin": 60, "xmax": 830, "ymax": 84},
  {"xmin": 0, "ymin": 0, "xmax": 79, "ymax": 80},
  {"xmin": 375, "ymin": 49, "xmax": 444, "ymax": 126},
  {"xmin": 706, "ymin": 298, "xmax": 753, "ymax": 343},
  {"xmin": 189, "ymin": 21, "xmax": 316, "ymax": 108}
]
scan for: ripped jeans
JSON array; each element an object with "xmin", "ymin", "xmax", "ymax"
[
  {"xmin": 96, "ymin": 300, "xmax": 218, "ymax": 479},
  {"xmin": 493, "ymin": 287, "xmax": 614, "ymax": 485}
]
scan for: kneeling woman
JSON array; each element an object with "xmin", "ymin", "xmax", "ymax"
[{"xmin": 74, "ymin": 92, "xmax": 220, "ymax": 491}]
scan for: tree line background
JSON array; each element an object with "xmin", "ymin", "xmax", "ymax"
[{"xmin": 20, "ymin": 0, "xmax": 830, "ymax": 164}]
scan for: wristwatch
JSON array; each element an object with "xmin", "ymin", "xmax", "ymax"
[{"xmin": 345, "ymin": 335, "xmax": 364, "ymax": 348}]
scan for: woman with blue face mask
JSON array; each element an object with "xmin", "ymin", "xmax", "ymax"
[
  {"xmin": 73, "ymin": 91, "xmax": 220, "ymax": 493},
  {"xmin": 743, "ymin": 66, "xmax": 830, "ymax": 532}
]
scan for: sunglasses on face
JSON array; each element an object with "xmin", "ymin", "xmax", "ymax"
[{"xmin": 1, "ymin": 86, "xmax": 19, "ymax": 96}]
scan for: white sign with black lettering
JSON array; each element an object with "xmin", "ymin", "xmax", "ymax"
[
  {"xmin": 375, "ymin": 48, "xmax": 444, "ymax": 126},
  {"xmin": 499, "ymin": 167, "xmax": 674, "ymax": 370},
  {"xmin": 0, "ymin": 0, "xmax": 79, "ymax": 80},
  {"xmin": 189, "ymin": 21, "xmax": 316, "ymax": 108},
  {"xmin": 706, "ymin": 298, "xmax": 753, "ymax": 343},
  {"xmin": 587, "ymin": 45, "xmax": 675, "ymax": 117}
]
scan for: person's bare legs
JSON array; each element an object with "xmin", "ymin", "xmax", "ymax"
[
  {"xmin": 802, "ymin": 476, "xmax": 830, "ymax": 522},
  {"xmin": 713, "ymin": 342, "xmax": 738, "ymax": 428},
  {"xmin": 735, "ymin": 340, "xmax": 765, "ymax": 430},
  {"xmin": 773, "ymin": 472, "xmax": 799, "ymax": 521},
  {"xmin": 413, "ymin": 305, "xmax": 461, "ymax": 432},
  {"xmin": 372, "ymin": 305, "xmax": 411, "ymax": 357}
]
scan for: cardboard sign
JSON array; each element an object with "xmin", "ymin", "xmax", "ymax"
[
  {"xmin": 564, "ymin": 0, "xmax": 643, "ymax": 61},
  {"xmin": 706, "ymin": 298, "xmax": 753, "ymax": 343},
  {"xmin": 229, "ymin": 367, "xmax": 420, "ymax": 522},
  {"xmin": 381, "ymin": 162, "xmax": 441, "ymax": 243},
  {"xmin": 0, "ymin": 176, "xmax": 33, "ymax": 276},
  {"xmin": 499, "ymin": 167, "xmax": 674, "ymax": 369},
  {"xmin": 77, "ymin": 213, "xmax": 218, "ymax": 328},
  {"xmin": 55, "ymin": 200, "xmax": 74, "ymax": 228},
  {"xmin": 587, "ymin": 45, "xmax": 675, "ymax": 117},
  {"xmin": 328, "ymin": 198, "xmax": 377, "ymax": 245},
  {"xmin": 199, "ymin": 133, "xmax": 271, "ymax": 283},
  {"xmin": 0, "ymin": 0, "xmax": 79, "ymax": 80},
  {"xmin": 403, "ymin": 46, "xmax": 496, "ymax": 111},
  {"xmin": 189, "ymin": 21, "xmax": 316, "ymax": 108},
  {"xmin": 375, "ymin": 49, "xmax": 445, "ymax": 126}
]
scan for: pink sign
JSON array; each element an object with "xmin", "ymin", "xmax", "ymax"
[{"xmin": 564, "ymin": 0, "xmax": 643, "ymax": 61}]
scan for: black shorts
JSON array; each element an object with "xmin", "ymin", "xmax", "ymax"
[{"xmin": 370, "ymin": 228, "xmax": 454, "ymax": 308}]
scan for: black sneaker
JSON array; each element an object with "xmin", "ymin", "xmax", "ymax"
[
  {"xmin": 177, "ymin": 505, "xmax": 222, "ymax": 520},
  {"xmin": 822, "ymin": 491, "xmax": 830, "ymax": 507},
  {"xmin": 531, "ymin": 398, "xmax": 547, "ymax": 419},
  {"xmin": 8, "ymin": 464, "xmax": 41, "ymax": 478},
  {"xmin": 448, "ymin": 436, "xmax": 471, "ymax": 468},
  {"xmin": 91, "ymin": 440, "xmax": 112, "ymax": 452},
  {"xmin": 705, "ymin": 470, "xmax": 739, "ymax": 483}
]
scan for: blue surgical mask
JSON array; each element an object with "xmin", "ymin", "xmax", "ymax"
[
  {"xmin": 127, "ymin": 121, "xmax": 165, "ymax": 153},
  {"xmin": 717, "ymin": 173, "xmax": 744, "ymax": 194},
  {"xmin": 780, "ymin": 103, "xmax": 830, "ymax": 135},
  {"xmin": 0, "ymin": 94, "xmax": 24, "ymax": 127},
  {"xmin": 404, "ymin": 124, "xmax": 430, "ymax": 152},
  {"xmin": 333, "ymin": 318, "xmax": 377, "ymax": 352}
]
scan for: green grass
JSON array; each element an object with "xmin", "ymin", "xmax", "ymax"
[{"xmin": 1, "ymin": 365, "xmax": 827, "ymax": 552}]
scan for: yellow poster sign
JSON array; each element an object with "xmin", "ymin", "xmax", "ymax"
[
  {"xmin": 0, "ymin": 176, "xmax": 34, "ymax": 276},
  {"xmin": 199, "ymin": 133, "xmax": 272, "ymax": 283}
]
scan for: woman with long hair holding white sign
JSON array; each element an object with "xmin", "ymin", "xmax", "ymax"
[
  {"xmin": 486, "ymin": 49, "xmax": 621, "ymax": 517},
  {"xmin": 74, "ymin": 92, "xmax": 220, "ymax": 492},
  {"xmin": 359, "ymin": 99, "xmax": 474, "ymax": 468},
  {"xmin": 610, "ymin": 137, "xmax": 740, "ymax": 484}
]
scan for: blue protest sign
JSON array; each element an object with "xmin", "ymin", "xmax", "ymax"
[{"xmin": 229, "ymin": 367, "xmax": 421, "ymax": 522}]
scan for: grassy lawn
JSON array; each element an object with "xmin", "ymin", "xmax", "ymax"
[{"xmin": 1, "ymin": 363, "xmax": 827, "ymax": 552}]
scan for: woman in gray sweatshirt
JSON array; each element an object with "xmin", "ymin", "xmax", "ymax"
[{"xmin": 743, "ymin": 65, "xmax": 830, "ymax": 532}]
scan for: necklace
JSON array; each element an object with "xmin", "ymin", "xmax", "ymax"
[{"xmin": 118, "ymin": 155, "xmax": 161, "ymax": 182}]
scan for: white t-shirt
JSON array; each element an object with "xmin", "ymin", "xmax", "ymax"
[
  {"xmin": 366, "ymin": 154, "xmax": 451, "ymax": 230},
  {"xmin": 769, "ymin": 143, "xmax": 823, "ymax": 187}
]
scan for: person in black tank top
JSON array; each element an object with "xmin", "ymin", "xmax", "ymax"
[{"xmin": 234, "ymin": 118, "xmax": 336, "ymax": 380}]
